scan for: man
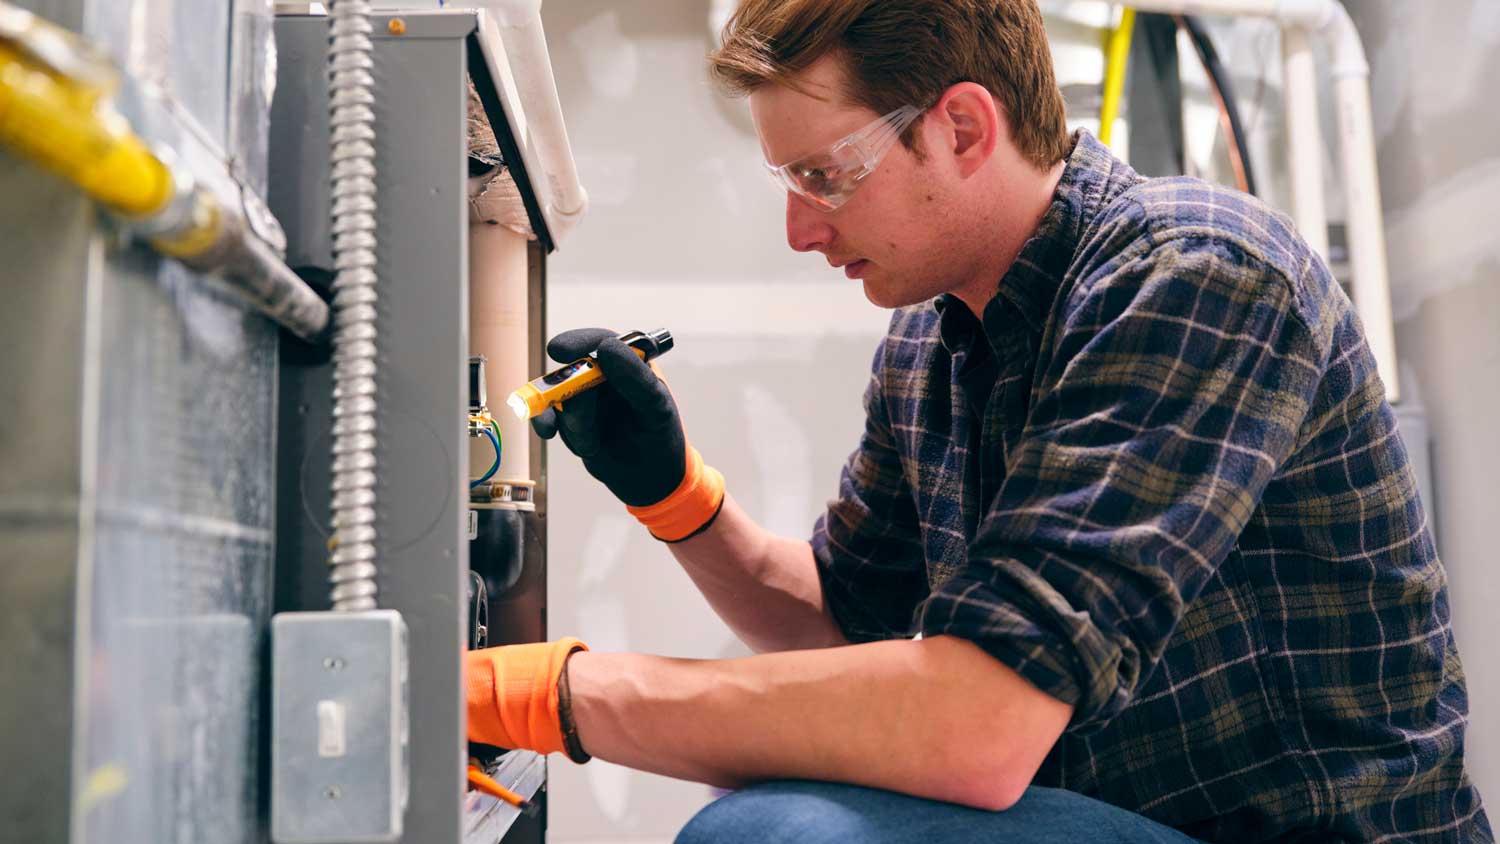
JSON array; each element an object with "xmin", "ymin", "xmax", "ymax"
[{"xmin": 464, "ymin": 1, "xmax": 1490, "ymax": 841}]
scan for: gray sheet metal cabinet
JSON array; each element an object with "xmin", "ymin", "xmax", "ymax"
[
  {"xmin": 0, "ymin": 1, "xmax": 281, "ymax": 842},
  {"xmin": 269, "ymin": 11, "xmax": 549, "ymax": 844}
]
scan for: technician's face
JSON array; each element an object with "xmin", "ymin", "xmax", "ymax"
[{"xmin": 749, "ymin": 56, "xmax": 957, "ymax": 309}]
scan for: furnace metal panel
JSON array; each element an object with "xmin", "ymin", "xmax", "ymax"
[{"xmin": 270, "ymin": 14, "xmax": 473, "ymax": 844}]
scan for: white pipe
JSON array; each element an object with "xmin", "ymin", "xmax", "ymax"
[
  {"xmin": 1324, "ymin": 7, "xmax": 1398, "ymax": 402},
  {"xmin": 1281, "ymin": 24, "xmax": 1329, "ymax": 260},
  {"xmin": 1124, "ymin": 0, "xmax": 1327, "ymax": 27},
  {"xmin": 1113, "ymin": 0, "xmax": 1398, "ymax": 401},
  {"xmin": 1127, "ymin": 0, "xmax": 1274, "ymax": 17},
  {"xmin": 470, "ymin": 221, "xmax": 533, "ymax": 484},
  {"xmin": 478, "ymin": 0, "xmax": 588, "ymax": 243}
]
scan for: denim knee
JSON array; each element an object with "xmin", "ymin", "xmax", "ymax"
[
  {"xmin": 674, "ymin": 781, "xmax": 1204, "ymax": 844},
  {"xmin": 675, "ymin": 781, "xmax": 882, "ymax": 844}
]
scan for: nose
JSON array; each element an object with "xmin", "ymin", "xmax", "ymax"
[{"xmin": 785, "ymin": 193, "xmax": 835, "ymax": 253}]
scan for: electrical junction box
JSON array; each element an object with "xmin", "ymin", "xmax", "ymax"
[{"xmin": 271, "ymin": 610, "xmax": 411, "ymax": 844}]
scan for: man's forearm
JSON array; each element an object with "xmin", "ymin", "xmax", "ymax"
[
  {"xmin": 566, "ymin": 635, "xmax": 1073, "ymax": 810},
  {"xmin": 667, "ymin": 492, "xmax": 847, "ymax": 653}
]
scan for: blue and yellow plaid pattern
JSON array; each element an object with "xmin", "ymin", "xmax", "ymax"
[{"xmin": 811, "ymin": 132, "xmax": 1489, "ymax": 842}]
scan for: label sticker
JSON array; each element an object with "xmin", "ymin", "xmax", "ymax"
[{"xmin": 467, "ymin": 510, "xmax": 478, "ymax": 540}]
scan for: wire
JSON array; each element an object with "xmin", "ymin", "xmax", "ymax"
[
  {"xmin": 1176, "ymin": 14, "xmax": 1258, "ymax": 196},
  {"xmin": 469, "ymin": 414, "xmax": 503, "ymax": 466},
  {"xmin": 470, "ymin": 426, "xmax": 500, "ymax": 489},
  {"xmin": 1099, "ymin": 6, "xmax": 1137, "ymax": 148}
]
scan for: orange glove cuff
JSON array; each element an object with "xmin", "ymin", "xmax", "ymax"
[
  {"xmin": 465, "ymin": 637, "xmax": 588, "ymax": 756},
  {"xmin": 625, "ymin": 446, "xmax": 725, "ymax": 542}
]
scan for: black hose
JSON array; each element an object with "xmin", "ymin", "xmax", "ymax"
[{"xmin": 1179, "ymin": 14, "xmax": 1259, "ymax": 197}]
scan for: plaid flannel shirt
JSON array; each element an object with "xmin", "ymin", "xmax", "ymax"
[{"xmin": 811, "ymin": 131, "xmax": 1489, "ymax": 843}]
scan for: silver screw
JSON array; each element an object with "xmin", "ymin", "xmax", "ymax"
[{"xmin": 324, "ymin": 786, "xmax": 341, "ymax": 800}]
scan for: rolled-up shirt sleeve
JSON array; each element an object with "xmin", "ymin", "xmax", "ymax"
[
  {"xmin": 813, "ymin": 334, "xmax": 929, "ymax": 644},
  {"xmin": 920, "ymin": 234, "xmax": 1326, "ymax": 732}
]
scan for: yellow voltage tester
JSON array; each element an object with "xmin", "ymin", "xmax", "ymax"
[{"xmin": 507, "ymin": 328, "xmax": 674, "ymax": 420}]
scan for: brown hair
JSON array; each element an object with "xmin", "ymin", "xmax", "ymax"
[{"xmin": 709, "ymin": 0, "xmax": 1071, "ymax": 169}]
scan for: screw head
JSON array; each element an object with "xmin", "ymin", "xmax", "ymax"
[
  {"xmin": 324, "ymin": 785, "xmax": 341, "ymax": 800},
  {"xmin": 388, "ymin": 18, "xmax": 407, "ymax": 36},
  {"xmin": 323, "ymin": 656, "xmax": 345, "ymax": 671}
]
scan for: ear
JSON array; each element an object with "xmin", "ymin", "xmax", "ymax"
[{"xmin": 932, "ymin": 82, "xmax": 1001, "ymax": 178}]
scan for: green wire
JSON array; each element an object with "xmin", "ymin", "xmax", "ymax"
[{"xmin": 471, "ymin": 417, "xmax": 502, "ymax": 488}]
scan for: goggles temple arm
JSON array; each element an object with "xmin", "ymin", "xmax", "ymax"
[{"xmin": 838, "ymin": 105, "xmax": 923, "ymax": 165}]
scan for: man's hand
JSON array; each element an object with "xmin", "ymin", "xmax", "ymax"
[
  {"xmin": 465, "ymin": 638, "xmax": 588, "ymax": 758},
  {"xmin": 533, "ymin": 328, "xmax": 687, "ymax": 507},
  {"xmin": 534, "ymin": 328, "xmax": 724, "ymax": 541}
]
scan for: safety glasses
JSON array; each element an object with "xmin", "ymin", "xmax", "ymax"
[{"xmin": 763, "ymin": 105, "xmax": 924, "ymax": 212}]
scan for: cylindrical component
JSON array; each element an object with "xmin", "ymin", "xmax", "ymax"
[
  {"xmin": 150, "ymin": 190, "xmax": 331, "ymax": 341},
  {"xmin": 1280, "ymin": 24, "xmax": 1329, "ymax": 260},
  {"xmin": 326, "ymin": 0, "xmax": 382, "ymax": 612},
  {"xmin": 1319, "ymin": 4, "xmax": 1396, "ymax": 402},
  {"xmin": 480, "ymin": 1, "xmax": 589, "ymax": 240},
  {"xmin": 507, "ymin": 329, "xmax": 673, "ymax": 420},
  {"xmin": 1333, "ymin": 67, "xmax": 1399, "ymax": 402},
  {"xmin": 469, "ymin": 221, "xmax": 531, "ymax": 483},
  {"xmin": 1098, "ymin": 7, "xmax": 1135, "ymax": 149},
  {"xmin": 0, "ymin": 43, "xmax": 173, "ymax": 217},
  {"xmin": 1124, "ymin": 0, "xmax": 1283, "ymax": 20}
]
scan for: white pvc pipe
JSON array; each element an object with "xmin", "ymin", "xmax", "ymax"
[
  {"xmin": 479, "ymin": 0, "xmax": 589, "ymax": 242},
  {"xmin": 1126, "ymin": 0, "xmax": 1273, "ymax": 17},
  {"xmin": 1124, "ymin": 0, "xmax": 1327, "ymax": 27},
  {"xmin": 470, "ymin": 221, "xmax": 533, "ymax": 483},
  {"xmin": 1281, "ymin": 24, "xmax": 1329, "ymax": 260},
  {"xmin": 1325, "ymin": 8, "xmax": 1399, "ymax": 402}
]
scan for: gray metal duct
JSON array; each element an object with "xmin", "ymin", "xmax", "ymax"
[{"xmin": 0, "ymin": 1, "xmax": 280, "ymax": 841}]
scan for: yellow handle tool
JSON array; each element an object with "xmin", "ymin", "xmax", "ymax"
[{"xmin": 507, "ymin": 328, "xmax": 674, "ymax": 420}]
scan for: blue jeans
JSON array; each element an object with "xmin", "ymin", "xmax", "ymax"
[{"xmin": 676, "ymin": 781, "xmax": 1204, "ymax": 844}]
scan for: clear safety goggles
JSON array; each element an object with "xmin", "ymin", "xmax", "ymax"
[{"xmin": 763, "ymin": 105, "xmax": 924, "ymax": 211}]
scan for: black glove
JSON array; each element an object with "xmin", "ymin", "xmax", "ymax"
[{"xmin": 532, "ymin": 328, "xmax": 687, "ymax": 508}]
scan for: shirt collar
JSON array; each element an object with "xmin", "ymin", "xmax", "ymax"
[{"xmin": 936, "ymin": 130, "xmax": 1138, "ymax": 354}]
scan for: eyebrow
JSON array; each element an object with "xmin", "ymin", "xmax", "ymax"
[{"xmin": 768, "ymin": 110, "xmax": 872, "ymax": 167}]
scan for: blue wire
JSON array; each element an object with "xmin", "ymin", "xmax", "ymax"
[{"xmin": 470, "ymin": 427, "xmax": 500, "ymax": 488}]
